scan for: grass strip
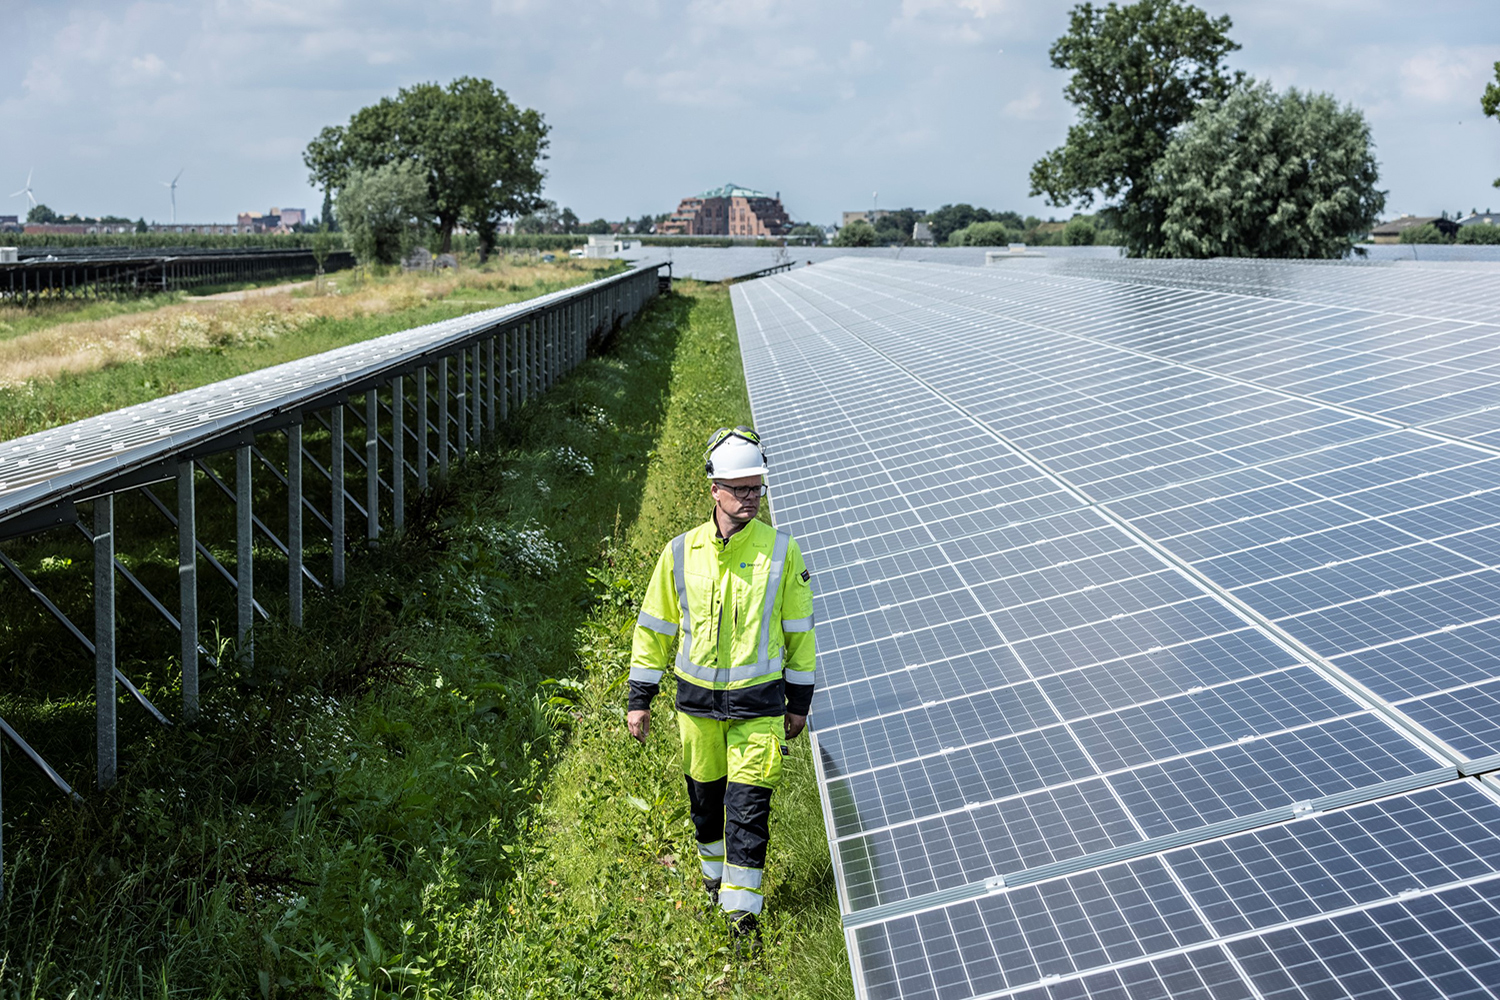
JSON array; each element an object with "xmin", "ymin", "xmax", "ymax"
[
  {"xmin": 0, "ymin": 279, "xmax": 852, "ymax": 999},
  {"xmin": 470, "ymin": 282, "xmax": 853, "ymax": 999}
]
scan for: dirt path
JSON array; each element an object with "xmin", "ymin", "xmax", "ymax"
[{"xmin": 187, "ymin": 279, "xmax": 320, "ymax": 301}]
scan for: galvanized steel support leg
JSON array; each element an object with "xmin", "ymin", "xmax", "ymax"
[
  {"xmin": 178, "ymin": 461, "xmax": 198, "ymax": 720},
  {"xmin": 331, "ymin": 407, "xmax": 345, "ymax": 587},
  {"xmin": 236, "ymin": 445, "xmax": 253, "ymax": 666},
  {"xmin": 392, "ymin": 377, "xmax": 405, "ymax": 531},
  {"xmin": 416, "ymin": 368, "xmax": 429, "ymax": 490},
  {"xmin": 486, "ymin": 340, "xmax": 496, "ymax": 434},
  {"xmin": 471, "ymin": 344, "xmax": 481, "ymax": 445},
  {"xmin": 366, "ymin": 392, "xmax": 379, "ymax": 543},
  {"xmin": 288, "ymin": 423, "xmax": 303, "ymax": 627},
  {"xmin": 94, "ymin": 496, "xmax": 117, "ymax": 790},
  {"xmin": 456, "ymin": 351, "xmax": 468, "ymax": 458},
  {"xmin": 438, "ymin": 357, "xmax": 450, "ymax": 479}
]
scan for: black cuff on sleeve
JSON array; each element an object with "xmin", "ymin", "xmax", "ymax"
[
  {"xmin": 785, "ymin": 684, "xmax": 814, "ymax": 717},
  {"xmin": 628, "ymin": 680, "xmax": 659, "ymax": 712}
]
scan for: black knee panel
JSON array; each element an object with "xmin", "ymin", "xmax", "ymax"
[
  {"xmin": 685, "ymin": 774, "xmax": 728, "ymax": 845},
  {"xmin": 723, "ymin": 782, "xmax": 774, "ymax": 870}
]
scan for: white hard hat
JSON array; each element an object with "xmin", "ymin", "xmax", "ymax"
[{"xmin": 705, "ymin": 426, "xmax": 769, "ymax": 480}]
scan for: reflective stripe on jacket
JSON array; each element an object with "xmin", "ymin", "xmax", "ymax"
[{"xmin": 629, "ymin": 516, "xmax": 816, "ymax": 719}]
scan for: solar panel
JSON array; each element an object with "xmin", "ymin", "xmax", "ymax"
[{"xmin": 732, "ymin": 258, "xmax": 1500, "ymax": 999}]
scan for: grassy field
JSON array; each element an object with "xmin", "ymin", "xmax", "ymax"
[
  {"xmin": 0, "ymin": 258, "xmax": 623, "ymax": 440},
  {"xmin": 0, "ymin": 279, "xmax": 851, "ymax": 998}
]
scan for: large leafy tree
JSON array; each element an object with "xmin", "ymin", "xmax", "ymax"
[
  {"xmin": 1483, "ymin": 61, "xmax": 1500, "ymax": 187},
  {"xmin": 305, "ymin": 77, "xmax": 548, "ymax": 252},
  {"xmin": 1030, "ymin": 0, "xmax": 1242, "ymax": 256},
  {"xmin": 1152, "ymin": 83, "xmax": 1385, "ymax": 258},
  {"xmin": 337, "ymin": 162, "xmax": 434, "ymax": 266}
]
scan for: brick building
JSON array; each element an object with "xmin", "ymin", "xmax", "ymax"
[{"xmin": 659, "ymin": 183, "xmax": 792, "ymax": 237}]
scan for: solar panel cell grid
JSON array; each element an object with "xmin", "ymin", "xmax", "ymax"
[{"xmin": 730, "ymin": 258, "xmax": 1500, "ymax": 998}]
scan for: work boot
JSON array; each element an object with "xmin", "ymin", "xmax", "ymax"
[
  {"xmin": 702, "ymin": 877, "xmax": 721, "ymax": 912},
  {"xmin": 728, "ymin": 910, "xmax": 762, "ymax": 959}
]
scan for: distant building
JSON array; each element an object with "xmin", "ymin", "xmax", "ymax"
[
  {"xmin": 1459, "ymin": 210, "xmax": 1497, "ymax": 228},
  {"xmin": 0, "ymin": 214, "xmax": 20, "ymax": 234},
  {"xmin": 237, "ymin": 207, "xmax": 306, "ymax": 234},
  {"xmin": 660, "ymin": 183, "xmax": 793, "ymax": 237},
  {"xmin": 841, "ymin": 209, "xmax": 891, "ymax": 227},
  {"xmin": 1370, "ymin": 215, "xmax": 1460, "ymax": 243},
  {"xmin": 912, "ymin": 221, "xmax": 934, "ymax": 246}
]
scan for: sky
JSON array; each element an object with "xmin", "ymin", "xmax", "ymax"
[{"xmin": 2, "ymin": 0, "xmax": 1497, "ymax": 227}]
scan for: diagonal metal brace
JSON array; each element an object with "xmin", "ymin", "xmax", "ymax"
[
  {"xmin": 194, "ymin": 459, "xmax": 324, "ymax": 590},
  {"xmin": 252, "ymin": 445, "xmax": 334, "ymax": 535},
  {"xmin": 67, "ymin": 521, "xmax": 218, "ymax": 669},
  {"xmin": 0, "ymin": 549, "xmax": 170, "ymax": 726},
  {"xmin": 0, "ymin": 715, "xmax": 83, "ymax": 803},
  {"xmin": 139, "ymin": 487, "xmax": 268, "ymax": 620}
]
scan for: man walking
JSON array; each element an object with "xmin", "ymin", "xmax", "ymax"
[{"xmin": 626, "ymin": 425, "xmax": 816, "ymax": 954}]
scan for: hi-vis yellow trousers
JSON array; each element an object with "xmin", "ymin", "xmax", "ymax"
[{"xmin": 678, "ymin": 711, "xmax": 785, "ymax": 916}]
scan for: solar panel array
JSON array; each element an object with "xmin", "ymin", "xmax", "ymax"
[
  {"xmin": 731, "ymin": 258, "xmax": 1500, "ymax": 999},
  {"xmin": 0, "ymin": 269, "xmax": 650, "ymax": 525}
]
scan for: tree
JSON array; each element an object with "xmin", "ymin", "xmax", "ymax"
[
  {"xmin": 337, "ymin": 162, "xmax": 433, "ymax": 266},
  {"xmin": 320, "ymin": 188, "xmax": 338, "ymax": 233},
  {"xmin": 926, "ymin": 204, "xmax": 987, "ymax": 245},
  {"xmin": 1030, "ymin": 0, "xmax": 1242, "ymax": 256},
  {"xmin": 1064, "ymin": 216, "xmax": 1097, "ymax": 245},
  {"xmin": 559, "ymin": 207, "xmax": 579, "ymax": 234},
  {"xmin": 833, "ymin": 220, "xmax": 877, "ymax": 247},
  {"xmin": 1151, "ymin": 83, "xmax": 1385, "ymax": 259},
  {"xmin": 870, "ymin": 207, "xmax": 924, "ymax": 245},
  {"xmin": 955, "ymin": 221, "xmax": 1017, "ymax": 246},
  {"xmin": 304, "ymin": 76, "xmax": 548, "ymax": 252},
  {"xmin": 515, "ymin": 201, "xmax": 559, "ymax": 234},
  {"xmin": 1399, "ymin": 223, "xmax": 1452, "ymax": 245},
  {"xmin": 787, "ymin": 223, "xmax": 824, "ymax": 243},
  {"xmin": 1458, "ymin": 223, "xmax": 1500, "ymax": 244},
  {"xmin": 135, "ymin": 217, "xmax": 148, "ymax": 234},
  {"xmin": 26, "ymin": 204, "xmax": 60, "ymax": 224},
  {"xmin": 1483, "ymin": 61, "xmax": 1500, "ymax": 187}
]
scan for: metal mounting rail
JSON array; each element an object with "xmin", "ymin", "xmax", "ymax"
[{"xmin": 0, "ymin": 263, "xmax": 667, "ymax": 898}]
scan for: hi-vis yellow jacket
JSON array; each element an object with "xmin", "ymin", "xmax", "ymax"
[{"xmin": 628, "ymin": 517, "xmax": 816, "ymax": 720}]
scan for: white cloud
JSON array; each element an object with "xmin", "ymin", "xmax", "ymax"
[
  {"xmin": 1001, "ymin": 88, "xmax": 1044, "ymax": 120},
  {"xmin": 1398, "ymin": 46, "xmax": 1495, "ymax": 105}
]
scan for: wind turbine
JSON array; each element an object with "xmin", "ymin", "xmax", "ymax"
[
  {"xmin": 161, "ymin": 168, "xmax": 184, "ymax": 223},
  {"xmin": 10, "ymin": 168, "xmax": 37, "ymax": 211}
]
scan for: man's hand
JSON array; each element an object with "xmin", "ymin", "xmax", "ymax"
[
  {"xmin": 785, "ymin": 713, "xmax": 807, "ymax": 741},
  {"xmin": 628, "ymin": 708, "xmax": 651, "ymax": 743}
]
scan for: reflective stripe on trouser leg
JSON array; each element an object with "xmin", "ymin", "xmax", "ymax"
[
  {"xmin": 724, "ymin": 863, "xmax": 762, "ymax": 890},
  {"xmin": 699, "ymin": 839, "xmax": 726, "ymax": 880},
  {"xmin": 721, "ymin": 781, "xmax": 772, "ymax": 914}
]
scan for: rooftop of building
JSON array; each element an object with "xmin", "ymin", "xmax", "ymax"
[{"xmin": 698, "ymin": 183, "xmax": 773, "ymax": 200}]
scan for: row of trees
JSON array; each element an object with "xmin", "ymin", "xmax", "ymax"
[
  {"xmin": 1401, "ymin": 223, "xmax": 1500, "ymax": 245},
  {"xmin": 831, "ymin": 205, "xmax": 1117, "ymax": 248},
  {"xmin": 1031, "ymin": 0, "xmax": 1388, "ymax": 258}
]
